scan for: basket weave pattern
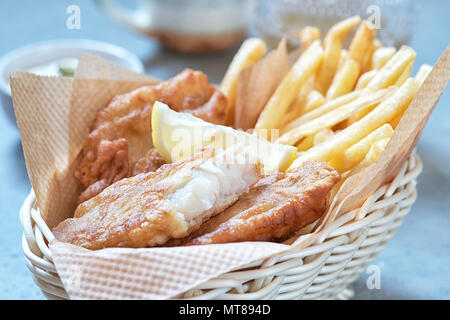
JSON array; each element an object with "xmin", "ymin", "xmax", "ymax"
[{"xmin": 20, "ymin": 152, "xmax": 421, "ymax": 300}]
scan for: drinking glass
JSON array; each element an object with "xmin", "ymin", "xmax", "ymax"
[{"xmin": 251, "ymin": 0, "xmax": 415, "ymax": 49}]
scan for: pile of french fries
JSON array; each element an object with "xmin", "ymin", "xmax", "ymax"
[{"xmin": 220, "ymin": 16, "xmax": 431, "ymax": 187}]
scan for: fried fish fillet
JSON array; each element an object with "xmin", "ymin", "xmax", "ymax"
[
  {"xmin": 77, "ymin": 147, "xmax": 167, "ymax": 204},
  {"xmin": 75, "ymin": 69, "xmax": 228, "ymax": 203},
  {"xmin": 53, "ymin": 148, "xmax": 261, "ymax": 250},
  {"xmin": 181, "ymin": 161, "xmax": 340, "ymax": 245}
]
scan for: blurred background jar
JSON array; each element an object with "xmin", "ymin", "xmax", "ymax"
[
  {"xmin": 96, "ymin": 0, "xmax": 255, "ymax": 54},
  {"xmin": 251, "ymin": 0, "xmax": 416, "ymax": 50}
]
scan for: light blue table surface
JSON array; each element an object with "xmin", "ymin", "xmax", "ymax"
[{"xmin": 0, "ymin": 0, "xmax": 449, "ymax": 300}]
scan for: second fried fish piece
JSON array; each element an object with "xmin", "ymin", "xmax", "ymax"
[
  {"xmin": 75, "ymin": 69, "xmax": 228, "ymax": 203},
  {"xmin": 182, "ymin": 161, "xmax": 340, "ymax": 245},
  {"xmin": 53, "ymin": 148, "xmax": 261, "ymax": 250}
]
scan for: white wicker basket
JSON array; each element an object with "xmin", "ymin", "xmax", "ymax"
[{"xmin": 20, "ymin": 152, "xmax": 422, "ymax": 300}]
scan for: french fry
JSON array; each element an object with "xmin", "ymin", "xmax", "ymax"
[
  {"xmin": 389, "ymin": 65, "xmax": 432, "ymax": 128},
  {"xmin": 281, "ymin": 76, "xmax": 315, "ymax": 126},
  {"xmin": 282, "ymin": 90, "xmax": 360, "ymax": 133},
  {"xmin": 299, "ymin": 26, "xmax": 321, "ymax": 50},
  {"xmin": 349, "ymin": 21, "xmax": 376, "ymax": 69},
  {"xmin": 348, "ymin": 46, "xmax": 416, "ymax": 124},
  {"xmin": 315, "ymin": 36, "xmax": 341, "ymax": 94},
  {"xmin": 371, "ymin": 46, "xmax": 396, "ymax": 70},
  {"xmin": 388, "ymin": 112, "xmax": 402, "ymax": 129},
  {"xmin": 373, "ymin": 38, "xmax": 383, "ymax": 50},
  {"xmin": 361, "ymin": 39, "xmax": 382, "ymax": 74},
  {"xmin": 255, "ymin": 40, "xmax": 323, "ymax": 135},
  {"xmin": 326, "ymin": 58, "xmax": 360, "ymax": 99},
  {"xmin": 220, "ymin": 38, "xmax": 267, "ymax": 125},
  {"xmin": 277, "ymin": 88, "xmax": 393, "ymax": 146},
  {"xmin": 365, "ymin": 46, "xmax": 416, "ymax": 91},
  {"xmin": 338, "ymin": 49, "xmax": 349, "ymax": 69},
  {"xmin": 296, "ymin": 128, "xmax": 333, "ymax": 151},
  {"xmin": 315, "ymin": 16, "xmax": 361, "ymax": 93},
  {"xmin": 325, "ymin": 16, "xmax": 361, "ymax": 42},
  {"xmin": 296, "ymin": 135, "xmax": 314, "ymax": 151},
  {"xmin": 282, "ymin": 104, "xmax": 305, "ymax": 128},
  {"xmin": 414, "ymin": 64, "xmax": 433, "ymax": 86},
  {"xmin": 303, "ymin": 90, "xmax": 326, "ymax": 112},
  {"xmin": 394, "ymin": 61, "xmax": 414, "ymax": 87},
  {"xmin": 329, "ymin": 123, "xmax": 394, "ymax": 172},
  {"xmin": 313, "ymin": 127, "xmax": 334, "ymax": 145},
  {"xmin": 352, "ymin": 137, "xmax": 390, "ymax": 172},
  {"xmin": 288, "ymin": 78, "xmax": 419, "ymax": 169},
  {"xmin": 330, "ymin": 135, "xmax": 391, "ymax": 200},
  {"xmin": 355, "ymin": 70, "xmax": 377, "ymax": 89}
]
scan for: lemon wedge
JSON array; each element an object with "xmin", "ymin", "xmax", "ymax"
[{"xmin": 152, "ymin": 101, "xmax": 296, "ymax": 173}]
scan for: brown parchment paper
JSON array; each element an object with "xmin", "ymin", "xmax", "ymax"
[
  {"xmin": 75, "ymin": 54, "xmax": 158, "ymax": 81},
  {"xmin": 11, "ymin": 56, "xmax": 159, "ymax": 227},
  {"xmin": 10, "ymin": 46, "xmax": 449, "ymax": 300}
]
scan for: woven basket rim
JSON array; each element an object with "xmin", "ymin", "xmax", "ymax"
[{"xmin": 20, "ymin": 151, "xmax": 422, "ymax": 300}]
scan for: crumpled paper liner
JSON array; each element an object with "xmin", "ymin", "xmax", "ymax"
[
  {"xmin": 74, "ymin": 55, "xmax": 156, "ymax": 81},
  {"xmin": 10, "ymin": 45, "xmax": 449, "ymax": 299},
  {"xmin": 50, "ymin": 240, "xmax": 287, "ymax": 299},
  {"xmin": 12, "ymin": 55, "xmax": 159, "ymax": 227}
]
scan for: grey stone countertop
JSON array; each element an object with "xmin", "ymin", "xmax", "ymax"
[{"xmin": 0, "ymin": 0, "xmax": 448, "ymax": 300}]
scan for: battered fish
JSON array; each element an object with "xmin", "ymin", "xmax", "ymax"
[
  {"xmin": 181, "ymin": 161, "xmax": 339, "ymax": 245},
  {"xmin": 75, "ymin": 69, "xmax": 228, "ymax": 203},
  {"xmin": 77, "ymin": 147, "xmax": 166, "ymax": 203},
  {"xmin": 53, "ymin": 148, "xmax": 261, "ymax": 250}
]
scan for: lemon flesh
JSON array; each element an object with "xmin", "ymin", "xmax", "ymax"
[{"xmin": 152, "ymin": 101, "xmax": 296, "ymax": 173}]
